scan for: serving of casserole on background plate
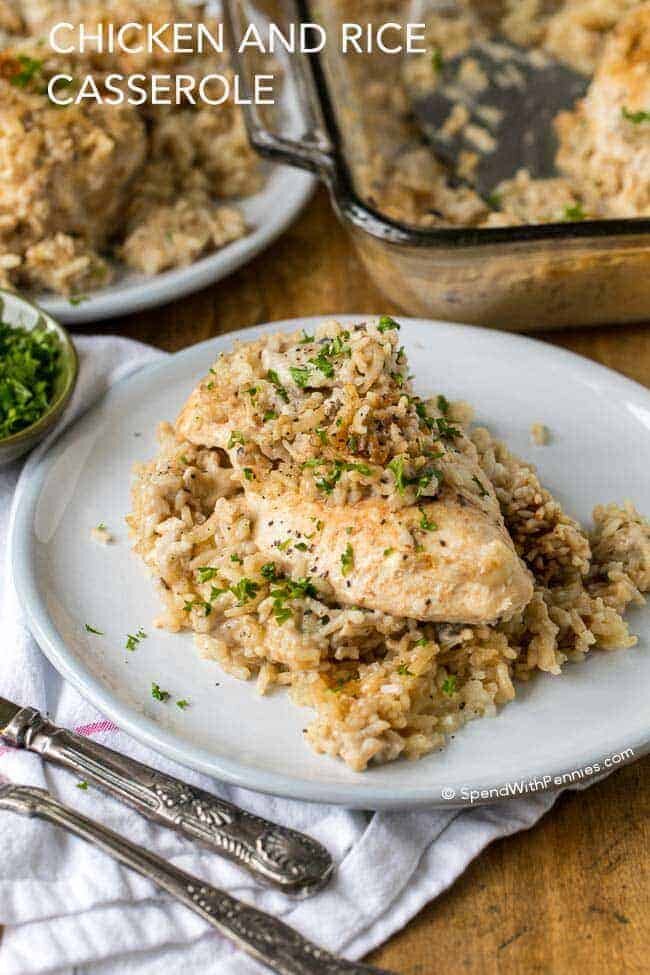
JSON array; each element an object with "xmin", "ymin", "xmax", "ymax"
[{"xmin": 10, "ymin": 318, "xmax": 650, "ymax": 808}]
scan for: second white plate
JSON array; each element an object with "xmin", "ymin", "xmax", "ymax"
[{"xmin": 10, "ymin": 318, "xmax": 650, "ymax": 808}]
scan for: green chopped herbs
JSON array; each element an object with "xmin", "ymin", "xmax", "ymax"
[
  {"xmin": 437, "ymin": 394, "xmax": 450, "ymax": 415},
  {"xmin": 472, "ymin": 476, "xmax": 489, "ymax": 498},
  {"xmin": 68, "ymin": 294, "xmax": 88, "ymax": 306},
  {"xmin": 209, "ymin": 585, "xmax": 228, "ymax": 602},
  {"xmin": 269, "ymin": 575, "xmax": 317, "ymax": 625},
  {"xmin": 125, "ymin": 629, "xmax": 146, "ymax": 651},
  {"xmin": 76, "ymin": 780, "xmax": 89, "ymax": 790},
  {"xmin": 243, "ymin": 468, "xmax": 254, "ymax": 480},
  {"xmin": 383, "ymin": 547, "xmax": 394, "ymax": 557},
  {"xmin": 621, "ymin": 106, "xmax": 650, "ymax": 125},
  {"xmin": 261, "ymin": 562, "xmax": 280, "ymax": 581},
  {"xmin": 267, "ymin": 369, "xmax": 289, "ymax": 402},
  {"xmin": 151, "ymin": 683, "xmax": 170, "ymax": 702},
  {"xmin": 246, "ymin": 386, "xmax": 258, "ymax": 399},
  {"xmin": 563, "ymin": 203, "xmax": 586, "ymax": 222},
  {"xmin": 0, "ymin": 320, "xmax": 62, "ymax": 440},
  {"xmin": 176, "ymin": 699, "xmax": 190, "ymax": 710},
  {"xmin": 227, "ymin": 430, "xmax": 245, "ymax": 449},
  {"xmin": 419, "ymin": 510, "xmax": 438, "ymax": 532},
  {"xmin": 85, "ymin": 624, "xmax": 103, "ymax": 636},
  {"xmin": 299, "ymin": 330, "xmax": 314, "ymax": 344},
  {"xmin": 315, "ymin": 427, "xmax": 328, "ymax": 445},
  {"xmin": 377, "ymin": 315, "xmax": 400, "ymax": 333},
  {"xmin": 486, "ymin": 192, "xmax": 501, "ymax": 211},
  {"xmin": 263, "ymin": 409, "xmax": 278, "ymax": 422},
  {"xmin": 10, "ymin": 55, "xmax": 43, "ymax": 88},
  {"xmin": 289, "ymin": 365, "xmax": 311, "ymax": 388},
  {"xmin": 308, "ymin": 350, "xmax": 334, "ymax": 378},
  {"xmin": 431, "ymin": 47, "xmax": 444, "ymax": 73},
  {"xmin": 435, "ymin": 416, "xmax": 460, "ymax": 440},
  {"xmin": 341, "ymin": 543, "xmax": 354, "ymax": 577},
  {"xmin": 442, "ymin": 675, "xmax": 457, "ymax": 696},
  {"xmin": 230, "ymin": 553, "xmax": 243, "ymax": 563},
  {"xmin": 397, "ymin": 663, "xmax": 415, "ymax": 677},
  {"xmin": 387, "ymin": 456, "xmax": 408, "ymax": 494},
  {"xmin": 197, "ymin": 566, "xmax": 219, "ymax": 583},
  {"xmin": 388, "ymin": 456, "xmax": 441, "ymax": 497},
  {"xmin": 414, "ymin": 637, "xmax": 428, "ymax": 647},
  {"xmin": 230, "ymin": 577, "xmax": 260, "ymax": 605}
]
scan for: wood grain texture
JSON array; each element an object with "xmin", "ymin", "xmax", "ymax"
[{"xmin": 51, "ymin": 186, "xmax": 650, "ymax": 971}]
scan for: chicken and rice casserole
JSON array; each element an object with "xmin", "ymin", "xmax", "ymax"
[{"xmin": 128, "ymin": 319, "xmax": 650, "ymax": 771}]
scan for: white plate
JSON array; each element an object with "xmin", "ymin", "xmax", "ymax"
[{"xmin": 10, "ymin": 318, "xmax": 650, "ymax": 809}]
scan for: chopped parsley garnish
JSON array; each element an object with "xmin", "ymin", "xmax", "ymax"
[
  {"xmin": 383, "ymin": 547, "xmax": 394, "ymax": 557},
  {"xmin": 196, "ymin": 566, "xmax": 219, "ymax": 583},
  {"xmin": 472, "ymin": 476, "xmax": 488, "ymax": 498},
  {"xmin": 299, "ymin": 330, "xmax": 314, "ymax": 344},
  {"xmin": 414, "ymin": 637, "xmax": 428, "ymax": 647},
  {"xmin": 315, "ymin": 427, "xmax": 328, "ymax": 444},
  {"xmin": 267, "ymin": 369, "xmax": 289, "ymax": 402},
  {"xmin": 419, "ymin": 510, "xmax": 438, "ymax": 532},
  {"xmin": 314, "ymin": 459, "xmax": 371, "ymax": 494},
  {"xmin": 183, "ymin": 599, "xmax": 212, "ymax": 616},
  {"xmin": 294, "ymin": 541, "xmax": 309, "ymax": 551},
  {"xmin": 151, "ymin": 683, "xmax": 170, "ymax": 702},
  {"xmin": 622, "ymin": 106, "xmax": 650, "ymax": 125},
  {"xmin": 176, "ymin": 699, "xmax": 190, "ymax": 710},
  {"xmin": 397, "ymin": 663, "xmax": 415, "ymax": 677},
  {"xmin": 263, "ymin": 409, "xmax": 278, "ymax": 422},
  {"xmin": 85, "ymin": 624, "xmax": 104, "ymax": 636},
  {"xmin": 230, "ymin": 578, "xmax": 260, "ymax": 605},
  {"xmin": 437, "ymin": 394, "xmax": 450, "ymax": 415},
  {"xmin": 209, "ymin": 585, "xmax": 228, "ymax": 602},
  {"xmin": 243, "ymin": 468, "xmax": 254, "ymax": 480},
  {"xmin": 246, "ymin": 386, "xmax": 258, "ymax": 399},
  {"xmin": 289, "ymin": 365, "xmax": 311, "ymax": 388},
  {"xmin": 10, "ymin": 55, "xmax": 43, "ymax": 88},
  {"xmin": 388, "ymin": 456, "xmax": 441, "ymax": 497},
  {"xmin": 273, "ymin": 602, "xmax": 293, "ymax": 625},
  {"xmin": 96, "ymin": 522, "xmax": 107, "ymax": 531},
  {"xmin": 308, "ymin": 350, "xmax": 335, "ymax": 378},
  {"xmin": 431, "ymin": 47, "xmax": 444, "ymax": 73},
  {"xmin": 486, "ymin": 192, "xmax": 501, "ymax": 211},
  {"xmin": 415, "ymin": 401, "xmax": 434, "ymax": 430},
  {"xmin": 261, "ymin": 562, "xmax": 280, "ymax": 581},
  {"xmin": 442, "ymin": 675, "xmax": 457, "ymax": 696},
  {"xmin": 227, "ymin": 430, "xmax": 245, "ymax": 449},
  {"xmin": 377, "ymin": 315, "xmax": 400, "ymax": 333},
  {"xmin": 125, "ymin": 629, "xmax": 146, "ymax": 651},
  {"xmin": 0, "ymin": 321, "xmax": 61, "ymax": 439},
  {"xmin": 230, "ymin": 553, "xmax": 243, "ymax": 563},
  {"xmin": 76, "ymin": 781, "xmax": 89, "ymax": 790},
  {"xmin": 435, "ymin": 416, "xmax": 460, "ymax": 440},
  {"xmin": 563, "ymin": 203, "xmax": 586, "ymax": 222},
  {"xmin": 341, "ymin": 543, "xmax": 354, "ymax": 577},
  {"xmin": 269, "ymin": 575, "xmax": 317, "ymax": 625}
]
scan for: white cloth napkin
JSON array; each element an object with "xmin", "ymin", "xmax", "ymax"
[{"xmin": 0, "ymin": 334, "xmax": 560, "ymax": 975}]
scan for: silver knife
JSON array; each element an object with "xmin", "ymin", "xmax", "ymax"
[
  {"xmin": 0, "ymin": 697, "xmax": 333, "ymax": 897},
  {"xmin": 0, "ymin": 783, "xmax": 393, "ymax": 975}
]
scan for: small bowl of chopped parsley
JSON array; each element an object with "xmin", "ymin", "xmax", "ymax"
[{"xmin": 0, "ymin": 290, "xmax": 78, "ymax": 465}]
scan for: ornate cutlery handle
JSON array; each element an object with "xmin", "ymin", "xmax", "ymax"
[
  {"xmin": 0, "ymin": 786, "xmax": 393, "ymax": 975},
  {"xmin": 3, "ymin": 707, "xmax": 332, "ymax": 896}
]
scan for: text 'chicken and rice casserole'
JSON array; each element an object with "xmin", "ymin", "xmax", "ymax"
[{"xmin": 128, "ymin": 320, "xmax": 650, "ymax": 771}]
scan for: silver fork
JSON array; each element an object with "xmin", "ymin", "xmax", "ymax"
[
  {"xmin": 0, "ymin": 700, "xmax": 332, "ymax": 897},
  {"xmin": 0, "ymin": 783, "xmax": 394, "ymax": 975}
]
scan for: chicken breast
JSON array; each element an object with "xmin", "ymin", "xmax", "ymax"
[
  {"xmin": 176, "ymin": 320, "xmax": 533, "ymax": 624},
  {"xmin": 246, "ymin": 487, "xmax": 532, "ymax": 624}
]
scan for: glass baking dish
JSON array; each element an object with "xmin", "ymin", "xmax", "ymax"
[{"xmin": 225, "ymin": 0, "xmax": 650, "ymax": 331}]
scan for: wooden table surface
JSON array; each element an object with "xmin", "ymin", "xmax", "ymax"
[{"xmin": 71, "ymin": 185, "xmax": 647, "ymax": 973}]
